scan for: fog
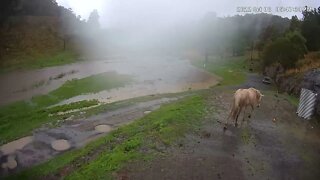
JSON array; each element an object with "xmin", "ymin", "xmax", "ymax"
[
  {"xmin": 54, "ymin": 0, "xmax": 319, "ymax": 57},
  {"xmin": 57, "ymin": 0, "xmax": 320, "ymax": 27}
]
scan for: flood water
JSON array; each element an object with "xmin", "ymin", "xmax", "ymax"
[{"xmin": 0, "ymin": 56, "xmax": 219, "ymax": 106}]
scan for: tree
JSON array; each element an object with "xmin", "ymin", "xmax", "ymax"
[
  {"xmin": 256, "ymin": 25, "xmax": 280, "ymax": 52},
  {"xmin": 262, "ymin": 31, "xmax": 307, "ymax": 69},
  {"xmin": 301, "ymin": 7, "xmax": 320, "ymax": 51},
  {"xmin": 87, "ymin": 9, "xmax": 100, "ymax": 29},
  {"xmin": 289, "ymin": 15, "xmax": 301, "ymax": 32}
]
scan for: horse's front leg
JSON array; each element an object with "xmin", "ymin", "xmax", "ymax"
[
  {"xmin": 246, "ymin": 105, "xmax": 254, "ymax": 125},
  {"xmin": 248, "ymin": 105, "xmax": 254, "ymax": 119}
]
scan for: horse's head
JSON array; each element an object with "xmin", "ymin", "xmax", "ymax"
[{"xmin": 250, "ymin": 88, "xmax": 264, "ymax": 107}]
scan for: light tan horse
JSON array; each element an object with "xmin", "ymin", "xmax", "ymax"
[{"xmin": 228, "ymin": 88, "xmax": 264, "ymax": 127}]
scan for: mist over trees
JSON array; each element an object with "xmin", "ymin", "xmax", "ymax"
[{"xmin": 87, "ymin": 10, "xmax": 100, "ymax": 30}]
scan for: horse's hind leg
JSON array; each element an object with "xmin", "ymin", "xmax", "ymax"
[
  {"xmin": 235, "ymin": 107, "xmax": 242, "ymax": 127},
  {"xmin": 241, "ymin": 106, "xmax": 247, "ymax": 127}
]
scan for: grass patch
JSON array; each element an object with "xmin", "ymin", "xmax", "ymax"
[
  {"xmin": 8, "ymin": 95, "xmax": 206, "ymax": 180},
  {"xmin": 241, "ymin": 127, "xmax": 252, "ymax": 144},
  {"xmin": 0, "ymin": 72, "xmax": 132, "ymax": 144},
  {"xmin": 192, "ymin": 56, "xmax": 247, "ymax": 86},
  {"xmin": 0, "ymin": 51, "xmax": 80, "ymax": 73},
  {"xmin": 32, "ymin": 72, "xmax": 133, "ymax": 107},
  {"xmin": 284, "ymin": 94, "xmax": 299, "ymax": 107}
]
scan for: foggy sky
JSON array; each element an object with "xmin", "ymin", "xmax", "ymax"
[{"xmin": 56, "ymin": 0, "xmax": 319, "ymax": 28}]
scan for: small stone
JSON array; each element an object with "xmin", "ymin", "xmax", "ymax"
[{"xmin": 144, "ymin": 111, "xmax": 152, "ymax": 114}]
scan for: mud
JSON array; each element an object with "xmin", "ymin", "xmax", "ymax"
[
  {"xmin": 0, "ymin": 97, "xmax": 178, "ymax": 176},
  {"xmin": 117, "ymin": 76, "xmax": 320, "ymax": 180},
  {"xmin": 0, "ymin": 56, "xmax": 219, "ymax": 106}
]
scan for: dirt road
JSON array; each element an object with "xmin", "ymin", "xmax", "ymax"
[{"xmin": 117, "ymin": 81, "xmax": 320, "ymax": 180}]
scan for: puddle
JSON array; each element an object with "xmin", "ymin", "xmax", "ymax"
[
  {"xmin": 1, "ymin": 155, "xmax": 17, "ymax": 169},
  {"xmin": 0, "ymin": 136, "xmax": 33, "ymax": 155},
  {"xmin": 51, "ymin": 139, "xmax": 71, "ymax": 151},
  {"xmin": 144, "ymin": 111, "xmax": 152, "ymax": 114},
  {"xmin": 95, "ymin": 125, "xmax": 112, "ymax": 133}
]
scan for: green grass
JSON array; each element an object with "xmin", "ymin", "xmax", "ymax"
[
  {"xmin": 192, "ymin": 56, "xmax": 247, "ymax": 86},
  {"xmin": 284, "ymin": 94, "xmax": 299, "ymax": 107},
  {"xmin": 8, "ymin": 95, "xmax": 206, "ymax": 180},
  {"xmin": 241, "ymin": 127, "xmax": 255, "ymax": 144},
  {"xmin": 0, "ymin": 72, "xmax": 132, "ymax": 144},
  {"xmin": 0, "ymin": 51, "xmax": 80, "ymax": 73},
  {"xmin": 32, "ymin": 72, "xmax": 133, "ymax": 107}
]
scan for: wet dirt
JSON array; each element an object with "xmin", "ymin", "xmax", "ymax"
[
  {"xmin": 0, "ymin": 97, "xmax": 178, "ymax": 176},
  {"xmin": 0, "ymin": 56, "xmax": 219, "ymax": 106},
  {"xmin": 117, "ymin": 76, "xmax": 320, "ymax": 180}
]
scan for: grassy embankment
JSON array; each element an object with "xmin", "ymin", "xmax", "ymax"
[
  {"xmin": 0, "ymin": 72, "xmax": 132, "ymax": 144},
  {"xmin": 191, "ymin": 56, "xmax": 247, "ymax": 86},
  {"xmin": 8, "ymin": 95, "xmax": 206, "ymax": 180}
]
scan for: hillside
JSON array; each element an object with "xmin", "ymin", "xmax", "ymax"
[{"xmin": 0, "ymin": 0, "xmax": 83, "ymax": 72}]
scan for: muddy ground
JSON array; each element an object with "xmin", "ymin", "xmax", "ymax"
[
  {"xmin": 117, "ymin": 81, "xmax": 320, "ymax": 180},
  {"xmin": 0, "ymin": 97, "xmax": 181, "ymax": 175}
]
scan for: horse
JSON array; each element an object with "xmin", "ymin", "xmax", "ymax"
[{"xmin": 227, "ymin": 87, "xmax": 264, "ymax": 127}]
